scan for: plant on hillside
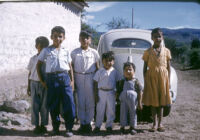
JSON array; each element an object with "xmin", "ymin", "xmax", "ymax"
[
  {"xmin": 188, "ymin": 38, "xmax": 200, "ymax": 69},
  {"xmin": 105, "ymin": 17, "xmax": 131, "ymax": 30},
  {"xmin": 165, "ymin": 37, "xmax": 191, "ymax": 67},
  {"xmin": 177, "ymin": 45, "xmax": 190, "ymax": 66},
  {"xmin": 189, "ymin": 48, "xmax": 200, "ymax": 69},
  {"xmin": 164, "ymin": 37, "xmax": 178, "ymax": 59},
  {"xmin": 191, "ymin": 38, "xmax": 200, "ymax": 49}
]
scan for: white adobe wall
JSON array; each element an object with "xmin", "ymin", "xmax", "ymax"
[
  {"xmin": 0, "ymin": 2, "xmax": 81, "ymax": 76},
  {"xmin": 0, "ymin": 2, "xmax": 82, "ymax": 100}
]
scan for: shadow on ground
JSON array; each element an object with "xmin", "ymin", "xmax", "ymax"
[
  {"xmin": 0, "ymin": 127, "xmax": 49, "ymax": 137},
  {"xmin": 0, "ymin": 127, "xmax": 146, "ymax": 137}
]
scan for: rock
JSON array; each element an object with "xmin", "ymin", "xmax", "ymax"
[
  {"xmin": 0, "ymin": 100, "xmax": 30, "ymax": 113},
  {"xmin": 7, "ymin": 120, "xmax": 12, "ymax": 126},
  {"xmin": 13, "ymin": 116, "xmax": 30, "ymax": 126},
  {"xmin": 0, "ymin": 111, "xmax": 30, "ymax": 126}
]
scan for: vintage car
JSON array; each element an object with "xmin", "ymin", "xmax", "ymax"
[{"xmin": 97, "ymin": 28, "xmax": 178, "ymax": 120}]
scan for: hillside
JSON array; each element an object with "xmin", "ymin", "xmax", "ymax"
[
  {"xmin": 96, "ymin": 28, "xmax": 200, "ymax": 46},
  {"xmin": 161, "ymin": 28, "xmax": 200, "ymax": 45}
]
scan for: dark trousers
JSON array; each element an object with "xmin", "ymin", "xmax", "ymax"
[{"xmin": 46, "ymin": 72, "xmax": 75, "ymax": 131}]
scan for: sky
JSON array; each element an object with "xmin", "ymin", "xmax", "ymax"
[{"xmin": 83, "ymin": 2, "xmax": 200, "ymax": 32}]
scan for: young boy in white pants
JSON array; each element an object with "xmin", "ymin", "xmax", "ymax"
[
  {"xmin": 71, "ymin": 31, "xmax": 100, "ymax": 133},
  {"xmin": 93, "ymin": 51, "xmax": 121, "ymax": 133}
]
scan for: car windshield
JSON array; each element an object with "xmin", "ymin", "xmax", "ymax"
[{"xmin": 112, "ymin": 38, "xmax": 151, "ymax": 49}]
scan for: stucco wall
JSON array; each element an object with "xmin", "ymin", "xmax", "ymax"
[
  {"xmin": 0, "ymin": 2, "xmax": 83, "ymax": 101},
  {"xmin": 0, "ymin": 2, "xmax": 82, "ymax": 75}
]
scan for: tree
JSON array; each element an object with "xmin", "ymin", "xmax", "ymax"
[
  {"xmin": 191, "ymin": 38, "xmax": 200, "ymax": 49},
  {"xmin": 189, "ymin": 48, "xmax": 200, "ymax": 68},
  {"xmin": 81, "ymin": 12, "xmax": 100, "ymax": 47},
  {"xmin": 105, "ymin": 17, "xmax": 130, "ymax": 30},
  {"xmin": 164, "ymin": 37, "xmax": 177, "ymax": 57},
  {"xmin": 164, "ymin": 37, "xmax": 191, "ymax": 65},
  {"xmin": 177, "ymin": 45, "xmax": 190, "ymax": 65}
]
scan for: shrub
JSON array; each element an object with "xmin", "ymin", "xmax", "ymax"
[
  {"xmin": 191, "ymin": 38, "xmax": 200, "ymax": 49},
  {"xmin": 177, "ymin": 46, "xmax": 190, "ymax": 65},
  {"xmin": 189, "ymin": 48, "xmax": 200, "ymax": 69}
]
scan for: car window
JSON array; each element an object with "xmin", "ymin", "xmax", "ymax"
[{"xmin": 112, "ymin": 38, "xmax": 151, "ymax": 49}]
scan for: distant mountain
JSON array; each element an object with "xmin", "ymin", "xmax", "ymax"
[
  {"xmin": 161, "ymin": 28, "xmax": 200, "ymax": 45},
  {"xmin": 96, "ymin": 28, "xmax": 200, "ymax": 46}
]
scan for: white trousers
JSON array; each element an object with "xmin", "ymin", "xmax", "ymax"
[
  {"xmin": 95, "ymin": 90, "xmax": 115, "ymax": 128},
  {"xmin": 75, "ymin": 73, "xmax": 95, "ymax": 125},
  {"xmin": 120, "ymin": 90, "xmax": 137, "ymax": 128}
]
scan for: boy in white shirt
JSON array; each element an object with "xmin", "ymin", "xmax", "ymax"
[
  {"xmin": 93, "ymin": 51, "xmax": 121, "ymax": 133},
  {"xmin": 71, "ymin": 31, "xmax": 100, "ymax": 133},
  {"xmin": 27, "ymin": 36, "xmax": 49, "ymax": 134}
]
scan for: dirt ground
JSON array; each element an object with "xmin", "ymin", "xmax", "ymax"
[{"xmin": 0, "ymin": 63, "xmax": 200, "ymax": 140}]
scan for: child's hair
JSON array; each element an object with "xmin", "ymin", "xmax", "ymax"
[
  {"xmin": 35, "ymin": 36, "xmax": 49, "ymax": 49},
  {"xmin": 151, "ymin": 27, "xmax": 162, "ymax": 36},
  {"xmin": 123, "ymin": 62, "xmax": 136, "ymax": 71},
  {"xmin": 79, "ymin": 31, "xmax": 92, "ymax": 39},
  {"xmin": 51, "ymin": 26, "xmax": 65, "ymax": 35},
  {"xmin": 102, "ymin": 51, "xmax": 115, "ymax": 61}
]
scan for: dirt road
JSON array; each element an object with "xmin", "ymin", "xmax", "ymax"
[{"xmin": 0, "ymin": 64, "xmax": 200, "ymax": 140}]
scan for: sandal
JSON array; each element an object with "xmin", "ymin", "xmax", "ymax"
[
  {"xmin": 157, "ymin": 127, "xmax": 165, "ymax": 132},
  {"xmin": 149, "ymin": 127, "xmax": 156, "ymax": 132}
]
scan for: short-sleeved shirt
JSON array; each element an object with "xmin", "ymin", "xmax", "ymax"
[
  {"xmin": 71, "ymin": 47, "xmax": 100, "ymax": 73},
  {"xmin": 38, "ymin": 45, "xmax": 72, "ymax": 73},
  {"xmin": 93, "ymin": 67, "xmax": 121, "ymax": 90},
  {"xmin": 27, "ymin": 54, "xmax": 40, "ymax": 81}
]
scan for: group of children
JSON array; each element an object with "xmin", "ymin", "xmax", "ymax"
[{"xmin": 27, "ymin": 26, "xmax": 172, "ymax": 137}]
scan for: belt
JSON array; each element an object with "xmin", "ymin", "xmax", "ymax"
[
  {"xmin": 74, "ymin": 71, "xmax": 95, "ymax": 75},
  {"xmin": 99, "ymin": 88, "xmax": 114, "ymax": 91},
  {"xmin": 47, "ymin": 71, "xmax": 68, "ymax": 75}
]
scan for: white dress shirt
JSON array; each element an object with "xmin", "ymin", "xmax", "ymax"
[
  {"xmin": 93, "ymin": 67, "xmax": 121, "ymax": 90},
  {"xmin": 71, "ymin": 47, "xmax": 100, "ymax": 73},
  {"xmin": 38, "ymin": 45, "xmax": 72, "ymax": 73}
]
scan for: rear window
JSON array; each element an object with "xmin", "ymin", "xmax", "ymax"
[{"xmin": 112, "ymin": 38, "xmax": 151, "ymax": 49}]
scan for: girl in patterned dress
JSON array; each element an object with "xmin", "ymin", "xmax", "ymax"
[{"xmin": 142, "ymin": 28, "xmax": 172, "ymax": 132}]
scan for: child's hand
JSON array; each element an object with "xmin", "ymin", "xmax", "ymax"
[
  {"xmin": 41, "ymin": 81, "xmax": 47, "ymax": 89},
  {"xmin": 138, "ymin": 103, "xmax": 143, "ymax": 110},
  {"xmin": 27, "ymin": 88, "xmax": 31, "ymax": 96},
  {"xmin": 70, "ymin": 80, "xmax": 74, "ymax": 91}
]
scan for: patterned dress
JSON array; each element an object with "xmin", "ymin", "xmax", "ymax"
[{"xmin": 142, "ymin": 46, "xmax": 172, "ymax": 107}]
